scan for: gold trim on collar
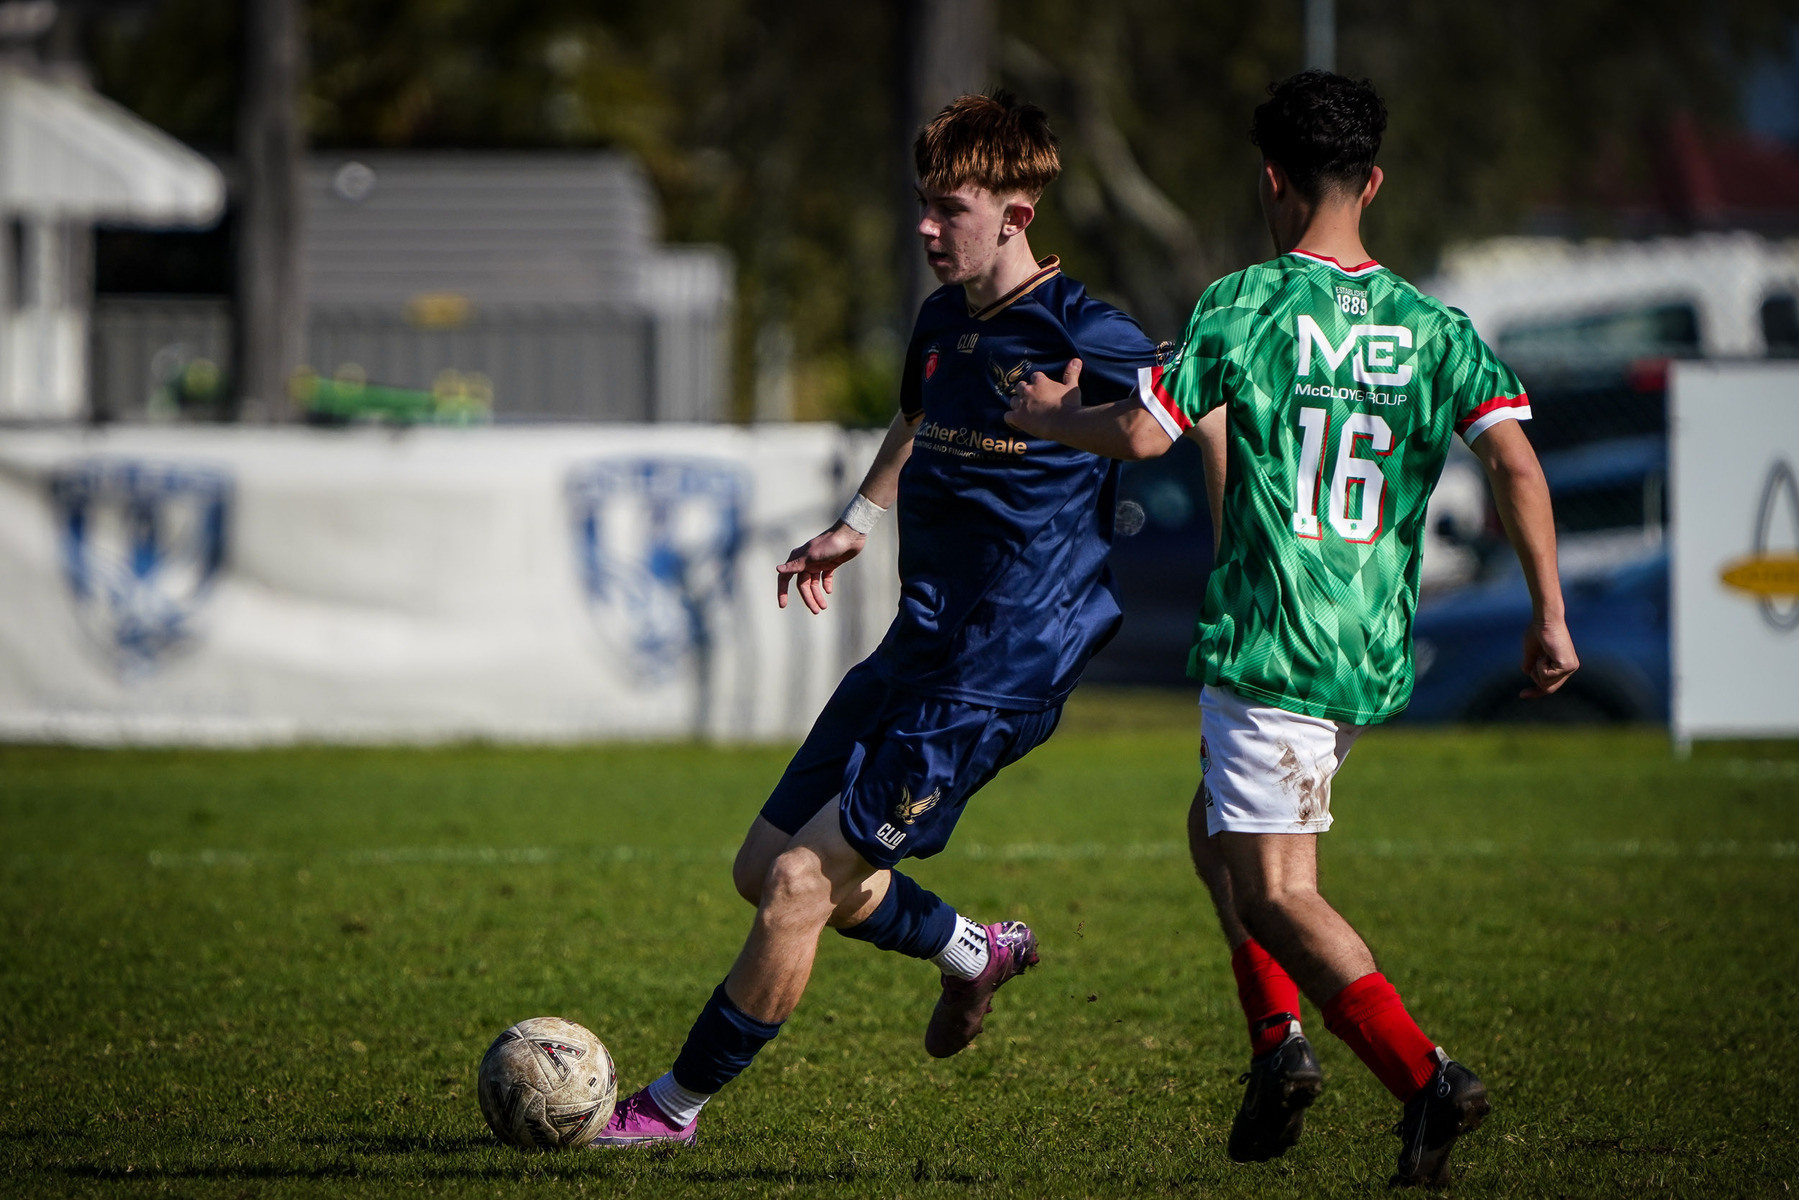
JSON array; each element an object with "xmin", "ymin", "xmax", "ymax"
[{"xmin": 969, "ymin": 256, "xmax": 1061, "ymax": 321}]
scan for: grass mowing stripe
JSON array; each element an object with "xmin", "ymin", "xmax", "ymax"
[{"xmin": 102, "ymin": 836, "xmax": 1799, "ymax": 869}]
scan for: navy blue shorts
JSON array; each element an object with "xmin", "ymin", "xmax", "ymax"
[{"xmin": 761, "ymin": 659, "xmax": 1063, "ymax": 869}]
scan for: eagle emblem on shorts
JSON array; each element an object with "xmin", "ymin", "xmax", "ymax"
[{"xmin": 894, "ymin": 785, "xmax": 941, "ymax": 825}]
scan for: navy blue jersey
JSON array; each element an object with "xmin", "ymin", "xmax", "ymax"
[{"xmin": 871, "ymin": 256, "xmax": 1161, "ymax": 710}]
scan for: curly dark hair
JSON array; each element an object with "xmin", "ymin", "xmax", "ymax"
[{"xmin": 1250, "ymin": 70, "xmax": 1387, "ymax": 200}]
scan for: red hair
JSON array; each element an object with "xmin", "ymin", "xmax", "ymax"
[{"xmin": 914, "ymin": 91, "xmax": 1060, "ymax": 200}]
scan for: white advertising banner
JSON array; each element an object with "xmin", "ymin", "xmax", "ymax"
[
  {"xmin": 0, "ymin": 424, "xmax": 897, "ymax": 744},
  {"xmin": 1671, "ymin": 362, "xmax": 1799, "ymax": 744}
]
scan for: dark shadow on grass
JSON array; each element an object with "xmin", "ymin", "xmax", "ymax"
[
  {"xmin": 0, "ymin": 1126, "xmax": 84, "ymax": 1144},
  {"xmin": 1566, "ymin": 1137, "xmax": 1716, "ymax": 1158},
  {"xmin": 62, "ymin": 1162, "xmax": 362, "ymax": 1182},
  {"xmin": 56, "ymin": 1156, "xmax": 960, "ymax": 1186},
  {"xmin": 301, "ymin": 1132, "xmax": 499, "ymax": 1154}
]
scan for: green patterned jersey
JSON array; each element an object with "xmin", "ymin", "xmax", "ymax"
[{"xmin": 1137, "ymin": 251, "xmax": 1529, "ymax": 724}]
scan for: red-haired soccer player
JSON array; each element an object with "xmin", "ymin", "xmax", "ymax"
[
  {"xmin": 1008, "ymin": 71, "xmax": 1578, "ymax": 1186},
  {"xmin": 593, "ymin": 93, "xmax": 1165, "ymax": 1146}
]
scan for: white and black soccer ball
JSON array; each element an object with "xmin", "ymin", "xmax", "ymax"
[{"xmin": 477, "ymin": 1017, "xmax": 617, "ymax": 1150}]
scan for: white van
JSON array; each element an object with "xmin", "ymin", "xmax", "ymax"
[
  {"xmin": 1414, "ymin": 233, "xmax": 1799, "ymax": 591},
  {"xmin": 1424, "ymin": 232, "xmax": 1799, "ymax": 364}
]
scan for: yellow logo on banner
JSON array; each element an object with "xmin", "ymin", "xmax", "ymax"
[
  {"xmin": 1719, "ymin": 555, "xmax": 1799, "ymax": 598},
  {"xmin": 1726, "ymin": 459, "xmax": 1799, "ymax": 631}
]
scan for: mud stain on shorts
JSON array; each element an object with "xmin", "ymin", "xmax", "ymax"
[{"xmin": 1277, "ymin": 741, "xmax": 1333, "ymax": 826}]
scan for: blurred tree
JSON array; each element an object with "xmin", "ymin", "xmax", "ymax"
[
  {"xmin": 1339, "ymin": 0, "xmax": 1799, "ymax": 271},
  {"xmin": 999, "ymin": 0, "xmax": 1799, "ymax": 328},
  {"xmin": 86, "ymin": 0, "xmax": 239, "ymax": 149},
  {"xmin": 84, "ymin": 0, "xmax": 1799, "ymax": 423},
  {"xmin": 303, "ymin": 0, "xmax": 914, "ymax": 424},
  {"xmin": 897, "ymin": 0, "xmax": 995, "ymax": 320},
  {"xmin": 237, "ymin": 0, "xmax": 305, "ymax": 421}
]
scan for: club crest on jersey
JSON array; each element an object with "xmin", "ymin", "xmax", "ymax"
[
  {"xmin": 894, "ymin": 785, "xmax": 941, "ymax": 825},
  {"xmin": 566, "ymin": 458, "xmax": 747, "ymax": 685},
  {"xmin": 924, "ymin": 348, "xmax": 940, "ymax": 381},
  {"xmin": 47, "ymin": 459, "xmax": 232, "ymax": 676},
  {"xmin": 988, "ymin": 356, "xmax": 1033, "ymax": 399}
]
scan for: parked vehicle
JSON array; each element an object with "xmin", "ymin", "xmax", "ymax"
[{"xmin": 1406, "ymin": 436, "xmax": 1669, "ymax": 722}]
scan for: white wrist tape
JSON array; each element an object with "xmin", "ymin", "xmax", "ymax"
[{"xmin": 839, "ymin": 493, "xmax": 888, "ymax": 536}]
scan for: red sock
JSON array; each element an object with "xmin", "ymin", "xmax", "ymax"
[
  {"xmin": 1322, "ymin": 972, "xmax": 1440, "ymax": 1102},
  {"xmin": 1230, "ymin": 939, "xmax": 1302, "ymax": 1058}
]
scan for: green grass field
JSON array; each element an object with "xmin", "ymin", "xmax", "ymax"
[{"xmin": 4, "ymin": 691, "xmax": 1797, "ymax": 1197}]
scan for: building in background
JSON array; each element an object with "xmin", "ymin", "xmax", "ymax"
[
  {"xmin": 0, "ymin": 66, "xmax": 222, "ymax": 421},
  {"xmin": 94, "ymin": 153, "xmax": 733, "ymax": 424}
]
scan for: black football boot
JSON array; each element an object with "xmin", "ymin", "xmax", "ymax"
[
  {"xmin": 1390, "ymin": 1051, "xmax": 1490, "ymax": 1187},
  {"xmin": 1227, "ymin": 1016, "xmax": 1324, "ymax": 1164}
]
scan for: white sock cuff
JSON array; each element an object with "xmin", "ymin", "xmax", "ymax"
[
  {"xmin": 646, "ymin": 1071, "xmax": 712, "ymax": 1127},
  {"xmin": 930, "ymin": 914, "xmax": 991, "ymax": 980}
]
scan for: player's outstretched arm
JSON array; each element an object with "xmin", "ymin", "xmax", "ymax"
[
  {"xmin": 777, "ymin": 409, "xmax": 918, "ymax": 615},
  {"xmin": 1006, "ymin": 359, "xmax": 1176, "ymax": 461},
  {"xmin": 1472, "ymin": 420, "xmax": 1580, "ymax": 698}
]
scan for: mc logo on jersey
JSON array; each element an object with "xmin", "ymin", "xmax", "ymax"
[
  {"xmin": 47, "ymin": 459, "xmax": 232, "ymax": 675},
  {"xmin": 1295, "ymin": 314, "xmax": 1414, "ymax": 387},
  {"xmin": 566, "ymin": 458, "xmax": 748, "ymax": 684}
]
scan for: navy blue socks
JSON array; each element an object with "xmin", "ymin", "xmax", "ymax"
[
  {"xmin": 834, "ymin": 869, "xmax": 957, "ymax": 959},
  {"xmin": 669, "ymin": 982, "xmax": 783, "ymax": 1094},
  {"xmin": 665, "ymin": 877, "xmax": 959, "ymax": 1099}
]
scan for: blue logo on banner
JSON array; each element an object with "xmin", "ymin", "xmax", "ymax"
[
  {"xmin": 48, "ymin": 460, "xmax": 232, "ymax": 673},
  {"xmin": 566, "ymin": 459, "xmax": 748, "ymax": 682}
]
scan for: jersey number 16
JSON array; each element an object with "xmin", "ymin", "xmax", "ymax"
[{"xmin": 1292, "ymin": 408, "xmax": 1393, "ymax": 543}]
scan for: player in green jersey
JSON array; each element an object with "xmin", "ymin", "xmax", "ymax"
[{"xmin": 1006, "ymin": 71, "xmax": 1578, "ymax": 1186}]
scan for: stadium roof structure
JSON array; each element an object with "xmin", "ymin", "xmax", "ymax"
[{"xmin": 0, "ymin": 68, "xmax": 223, "ymax": 225}]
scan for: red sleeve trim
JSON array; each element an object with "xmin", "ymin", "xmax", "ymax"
[{"xmin": 1454, "ymin": 392, "xmax": 1529, "ymax": 436}]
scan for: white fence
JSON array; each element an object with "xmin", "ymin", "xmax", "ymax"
[{"xmin": 0, "ymin": 424, "xmax": 895, "ymax": 744}]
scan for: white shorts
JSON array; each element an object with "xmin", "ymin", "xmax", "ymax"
[{"xmin": 1199, "ymin": 685, "xmax": 1367, "ymax": 836}]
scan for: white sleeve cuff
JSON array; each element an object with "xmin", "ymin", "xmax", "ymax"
[
  {"xmin": 1459, "ymin": 404, "xmax": 1532, "ymax": 445},
  {"xmin": 1136, "ymin": 366, "xmax": 1186, "ymax": 441}
]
